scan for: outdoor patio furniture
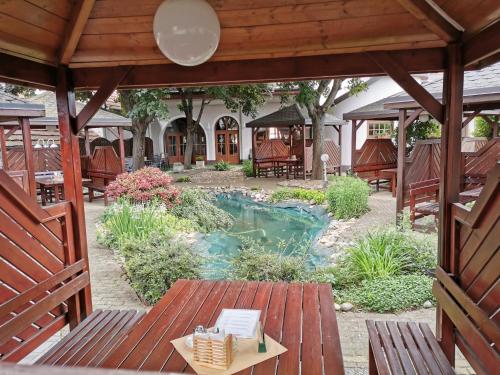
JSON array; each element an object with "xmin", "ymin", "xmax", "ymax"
[
  {"xmin": 380, "ymin": 167, "xmax": 397, "ymax": 197},
  {"xmin": 101, "ymin": 279, "xmax": 345, "ymax": 374},
  {"xmin": 409, "ymin": 178, "xmax": 440, "ymax": 226}
]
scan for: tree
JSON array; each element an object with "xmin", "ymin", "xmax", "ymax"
[
  {"xmin": 472, "ymin": 116, "xmax": 494, "ymax": 139},
  {"xmin": 1, "ymin": 83, "xmax": 35, "ymax": 97},
  {"xmin": 279, "ymin": 79, "xmax": 367, "ymax": 179},
  {"xmin": 392, "ymin": 119, "xmax": 441, "ymax": 154},
  {"xmin": 119, "ymin": 89, "xmax": 170, "ymax": 170},
  {"xmin": 175, "ymin": 85, "xmax": 270, "ymax": 168}
]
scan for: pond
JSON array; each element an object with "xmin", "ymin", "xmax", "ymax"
[{"xmin": 197, "ymin": 193, "xmax": 329, "ymax": 278}]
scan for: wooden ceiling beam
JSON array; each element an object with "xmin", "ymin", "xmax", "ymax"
[
  {"xmin": 0, "ymin": 53, "xmax": 57, "ymax": 90},
  {"xmin": 59, "ymin": 0, "xmax": 96, "ymax": 65},
  {"xmin": 75, "ymin": 66, "xmax": 130, "ymax": 133},
  {"xmin": 368, "ymin": 51, "xmax": 444, "ymax": 123},
  {"xmin": 464, "ymin": 21, "xmax": 500, "ymax": 67},
  {"xmin": 71, "ymin": 48, "xmax": 446, "ymax": 90},
  {"xmin": 396, "ymin": 0, "xmax": 463, "ymax": 42}
]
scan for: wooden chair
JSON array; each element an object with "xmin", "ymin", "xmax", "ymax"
[
  {"xmin": 367, "ymin": 166, "xmax": 499, "ymax": 375},
  {"xmin": 85, "ymin": 170, "xmax": 116, "ymax": 206},
  {"xmin": 0, "ymin": 170, "xmax": 144, "ymax": 365},
  {"xmin": 408, "ymin": 178, "xmax": 440, "ymax": 226}
]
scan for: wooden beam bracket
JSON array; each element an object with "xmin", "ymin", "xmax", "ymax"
[
  {"xmin": 464, "ymin": 21, "xmax": 500, "ymax": 67},
  {"xmin": 404, "ymin": 109, "xmax": 424, "ymax": 129},
  {"xmin": 368, "ymin": 51, "xmax": 444, "ymax": 123},
  {"xmin": 74, "ymin": 66, "xmax": 130, "ymax": 134}
]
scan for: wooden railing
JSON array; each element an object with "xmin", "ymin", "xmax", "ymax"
[
  {"xmin": 433, "ymin": 164, "xmax": 499, "ymax": 374},
  {"xmin": 0, "ymin": 171, "xmax": 90, "ymax": 362}
]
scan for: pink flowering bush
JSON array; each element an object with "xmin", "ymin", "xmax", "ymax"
[{"xmin": 106, "ymin": 167, "xmax": 180, "ymax": 206}]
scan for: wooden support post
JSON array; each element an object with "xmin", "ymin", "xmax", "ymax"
[
  {"xmin": 118, "ymin": 126, "xmax": 126, "ymax": 173},
  {"xmin": 493, "ymin": 118, "xmax": 499, "ymax": 138},
  {"xmin": 396, "ymin": 109, "xmax": 407, "ymax": 219},
  {"xmin": 0, "ymin": 126, "xmax": 8, "ymax": 171},
  {"xmin": 20, "ymin": 118, "xmax": 36, "ymax": 198},
  {"xmin": 437, "ymin": 43, "xmax": 464, "ymax": 365},
  {"xmin": 338, "ymin": 125, "xmax": 342, "ymax": 170},
  {"xmin": 351, "ymin": 120, "xmax": 357, "ymax": 170},
  {"xmin": 251, "ymin": 128, "xmax": 257, "ymax": 177},
  {"xmin": 84, "ymin": 127, "xmax": 91, "ymax": 156},
  {"xmin": 55, "ymin": 66, "xmax": 92, "ymax": 323},
  {"xmin": 302, "ymin": 123, "xmax": 306, "ymax": 180}
]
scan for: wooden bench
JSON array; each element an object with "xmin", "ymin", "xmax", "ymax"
[
  {"xmin": 353, "ymin": 163, "xmax": 396, "ymax": 191},
  {"xmin": 0, "ymin": 170, "xmax": 143, "ymax": 365},
  {"xmin": 367, "ymin": 167, "xmax": 499, "ymax": 375},
  {"xmin": 85, "ymin": 170, "xmax": 117, "ymax": 206},
  {"xmin": 408, "ymin": 178, "xmax": 440, "ymax": 226},
  {"xmin": 367, "ymin": 320, "xmax": 454, "ymax": 375},
  {"xmin": 35, "ymin": 310, "xmax": 144, "ymax": 367},
  {"xmin": 255, "ymin": 158, "xmax": 287, "ymax": 177}
]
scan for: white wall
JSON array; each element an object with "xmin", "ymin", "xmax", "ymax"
[{"xmin": 331, "ymin": 77, "xmax": 403, "ymax": 167}]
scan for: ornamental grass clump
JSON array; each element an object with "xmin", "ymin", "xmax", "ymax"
[
  {"xmin": 170, "ymin": 188, "xmax": 233, "ymax": 232},
  {"xmin": 326, "ymin": 176, "xmax": 370, "ymax": 219},
  {"xmin": 270, "ymin": 187, "xmax": 325, "ymax": 204},
  {"xmin": 105, "ymin": 167, "xmax": 180, "ymax": 206}
]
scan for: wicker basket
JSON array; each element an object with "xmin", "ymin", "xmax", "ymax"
[{"xmin": 193, "ymin": 333, "xmax": 234, "ymax": 370}]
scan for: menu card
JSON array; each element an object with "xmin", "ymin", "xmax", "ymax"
[{"xmin": 214, "ymin": 309, "xmax": 261, "ymax": 339}]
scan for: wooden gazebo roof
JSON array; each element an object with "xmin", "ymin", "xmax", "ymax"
[
  {"xmin": 343, "ymin": 62, "xmax": 500, "ymax": 120},
  {"xmin": 246, "ymin": 104, "xmax": 345, "ymax": 128},
  {"xmin": 0, "ymin": 91, "xmax": 45, "ymax": 122},
  {"xmin": 0, "ymin": 1, "xmax": 498, "ymax": 91}
]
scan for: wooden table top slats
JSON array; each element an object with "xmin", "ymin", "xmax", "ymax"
[{"xmin": 101, "ymin": 280, "xmax": 344, "ymax": 375}]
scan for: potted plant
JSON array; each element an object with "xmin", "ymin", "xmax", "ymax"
[{"xmin": 195, "ymin": 155, "xmax": 205, "ymax": 168}]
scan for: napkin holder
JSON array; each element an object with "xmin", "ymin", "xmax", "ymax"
[{"xmin": 193, "ymin": 332, "xmax": 234, "ymax": 370}]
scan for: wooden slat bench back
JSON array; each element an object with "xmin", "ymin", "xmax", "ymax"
[
  {"xmin": 0, "ymin": 170, "xmax": 90, "ymax": 362},
  {"xmin": 408, "ymin": 178, "xmax": 440, "ymax": 226},
  {"xmin": 367, "ymin": 165, "xmax": 499, "ymax": 375}
]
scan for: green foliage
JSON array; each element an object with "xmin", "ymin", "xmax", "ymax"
[
  {"xmin": 171, "ymin": 189, "xmax": 233, "ymax": 232},
  {"xmin": 326, "ymin": 176, "xmax": 370, "ymax": 219},
  {"xmin": 121, "ymin": 235, "xmax": 202, "ymax": 305},
  {"xmin": 1, "ymin": 83, "xmax": 35, "ymax": 98},
  {"xmin": 176, "ymin": 176, "xmax": 191, "ymax": 183},
  {"xmin": 242, "ymin": 160, "xmax": 254, "ymax": 177},
  {"xmin": 119, "ymin": 89, "xmax": 170, "ymax": 122},
  {"xmin": 230, "ymin": 238, "xmax": 308, "ymax": 282},
  {"xmin": 472, "ymin": 116, "xmax": 494, "ymax": 139},
  {"xmin": 213, "ymin": 160, "xmax": 230, "ymax": 171},
  {"xmin": 208, "ymin": 85, "xmax": 271, "ymax": 118},
  {"xmin": 392, "ymin": 119, "xmax": 441, "ymax": 153},
  {"xmin": 98, "ymin": 200, "xmax": 196, "ymax": 249},
  {"xmin": 195, "ymin": 155, "xmax": 205, "ymax": 161},
  {"xmin": 338, "ymin": 275, "xmax": 434, "ymax": 313},
  {"xmin": 269, "ymin": 188, "xmax": 326, "ymax": 204}
]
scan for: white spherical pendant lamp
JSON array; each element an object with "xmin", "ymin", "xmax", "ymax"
[{"xmin": 153, "ymin": 0, "xmax": 221, "ymax": 66}]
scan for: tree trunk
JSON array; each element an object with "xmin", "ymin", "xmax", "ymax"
[
  {"xmin": 311, "ymin": 114, "xmax": 325, "ymax": 180},
  {"xmin": 131, "ymin": 122, "xmax": 147, "ymax": 171},
  {"xmin": 184, "ymin": 126, "xmax": 195, "ymax": 168}
]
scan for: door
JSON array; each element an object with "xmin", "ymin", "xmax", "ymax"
[
  {"xmin": 165, "ymin": 133, "xmax": 183, "ymax": 164},
  {"xmin": 215, "ymin": 116, "xmax": 239, "ymax": 163}
]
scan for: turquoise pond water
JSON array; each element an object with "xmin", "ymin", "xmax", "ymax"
[{"xmin": 197, "ymin": 194, "xmax": 328, "ymax": 278}]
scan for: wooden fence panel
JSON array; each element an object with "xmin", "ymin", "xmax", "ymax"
[
  {"xmin": 462, "ymin": 138, "xmax": 500, "ymax": 179},
  {"xmin": 255, "ymin": 140, "xmax": 289, "ymax": 160},
  {"xmin": 6, "ymin": 148, "xmax": 61, "ymax": 173},
  {"xmin": 0, "ymin": 171, "xmax": 89, "ymax": 362}
]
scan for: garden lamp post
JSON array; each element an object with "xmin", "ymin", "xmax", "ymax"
[{"xmin": 321, "ymin": 153, "xmax": 329, "ymax": 187}]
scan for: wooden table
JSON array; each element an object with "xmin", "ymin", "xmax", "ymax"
[
  {"xmin": 37, "ymin": 177, "xmax": 91, "ymax": 205},
  {"xmin": 101, "ymin": 279, "xmax": 344, "ymax": 374},
  {"xmin": 380, "ymin": 168, "xmax": 397, "ymax": 197}
]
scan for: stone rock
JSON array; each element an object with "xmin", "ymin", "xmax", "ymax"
[
  {"xmin": 423, "ymin": 300, "xmax": 433, "ymax": 309},
  {"xmin": 334, "ymin": 303, "xmax": 341, "ymax": 311},
  {"xmin": 340, "ymin": 302, "xmax": 353, "ymax": 312}
]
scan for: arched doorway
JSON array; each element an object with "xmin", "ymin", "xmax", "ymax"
[
  {"xmin": 215, "ymin": 116, "xmax": 239, "ymax": 163},
  {"xmin": 164, "ymin": 118, "xmax": 207, "ymax": 164}
]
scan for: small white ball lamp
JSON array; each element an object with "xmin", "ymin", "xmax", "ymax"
[{"xmin": 153, "ymin": 0, "xmax": 221, "ymax": 66}]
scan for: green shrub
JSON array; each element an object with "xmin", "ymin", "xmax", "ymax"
[
  {"xmin": 472, "ymin": 116, "xmax": 494, "ymax": 139},
  {"xmin": 176, "ymin": 176, "xmax": 191, "ymax": 183},
  {"xmin": 195, "ymin": 155, "xmax": 205, "ymax": 161},
  {"xmin": 326, "ymin": 176, "xmax": 370, "ymax": 219},
  {"xmin": 98, "ymin": 200, "xmax": 196, "ymax": 249},
  {"xmin": 242, "ymin": 160, "xmax": 254, "ymax": 177},
  {"xmin": 338, "ymin": 274, "xmax": 434, "ymax": 312},
  {"xmin": 171, "ymin": 189, "xmax": 233, "ymax": 232},
  {"xmin": 214, "ymin": 160, "xmax": 230, "ymax": 171},
  {"xmin": 230, "ymin": 238, "xmax": 308, "ymax": 282},
  {"xmin": 122, "ymin": 236, "xmax": 202, "ymax": 305},
  {"xmin": 270, "ymin": 188, "xmax": 326, "ymax": 204},
  {"xmin": 346, "ymin": 229, "xmax": 436, "ymax": 280}
]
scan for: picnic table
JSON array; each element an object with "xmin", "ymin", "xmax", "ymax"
[
  {"xmin": 36, "ymin": 176, "xmax": 91, "ymax": 205},
  {"xmin": 101, "ymin": 279, "xmax": 344, "ymax": 374}
]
